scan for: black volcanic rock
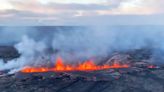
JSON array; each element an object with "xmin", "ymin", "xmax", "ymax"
[
  {"xmin": 0, "ymin": 47, "xmax": 163, "ymax": 92},
  {"xmin": 0, "ymin": 68, "xmax": 164, "ymax": 92},
  {"xmin": 0, "ymin": 46, "xmax": 20, "ymax": 62}
]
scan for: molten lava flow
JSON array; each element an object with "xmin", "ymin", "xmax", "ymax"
[
  {"xmin": 21, "ymin": 57, "xmax": 129, "ymax": 73},
  {"xmin": 55, "ymin": 57, "xmax": 65, "ymax": 71}
]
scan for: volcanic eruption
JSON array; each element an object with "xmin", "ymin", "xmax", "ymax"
[
  {"xmin": 0, "ymin": 27, "xmax": 164, "ymax": 92},
  {"xmin": 21, "ymin": 57, "xmax": 129, "ymax": 73}
]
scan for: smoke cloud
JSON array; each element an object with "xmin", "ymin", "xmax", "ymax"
[{"xmin": 0, "ymin": 26, "xmax": 164, "ymax": 73}]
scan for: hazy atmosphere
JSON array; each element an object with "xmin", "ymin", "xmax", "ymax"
[
  {"xmin": 1, "ymin": 26, "xmax": 164, "ymax": 73},
  {"xmin": 0, "ymin": 1, "xmax": 164, "ymax": 92}
]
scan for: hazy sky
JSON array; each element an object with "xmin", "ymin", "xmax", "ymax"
[{"xmin": 0, "ymin": 0, "xmax": 164, "ymax": 25}]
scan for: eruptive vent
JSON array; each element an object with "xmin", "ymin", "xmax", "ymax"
[{"xmin": 21, "ymin": 57, "xmax": 129, "ymax": 73}]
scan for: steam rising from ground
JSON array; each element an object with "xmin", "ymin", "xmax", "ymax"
[{"xmin": 0, "ymin": 26, "xmax": 164, "ymax": 73}]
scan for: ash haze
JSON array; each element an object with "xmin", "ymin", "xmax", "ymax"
[{"xmin": 0, "ymin": 0, "xmax": 164, "ymax": 25}]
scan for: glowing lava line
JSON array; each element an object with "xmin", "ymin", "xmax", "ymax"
[{"xmin": 21, "ymin": 57, "xmax": 129, "ymax": 73}]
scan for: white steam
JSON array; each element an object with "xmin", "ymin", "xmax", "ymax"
[
  {"xmin": 0, "ymin": 26, "xmax": 164, "ymax": 73},
  {"xmin": 0, "ymin": 35, "xmax": 47, "ymax": 73}
]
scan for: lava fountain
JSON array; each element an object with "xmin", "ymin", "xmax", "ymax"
[{"xmin": 21, "ymin": 57, "xmax": 129, "ymax": 73}]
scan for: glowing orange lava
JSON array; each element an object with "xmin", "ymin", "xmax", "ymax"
[{"xmin": 21, "ymin": 57, "xmax": 129, "ymax": 73}]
